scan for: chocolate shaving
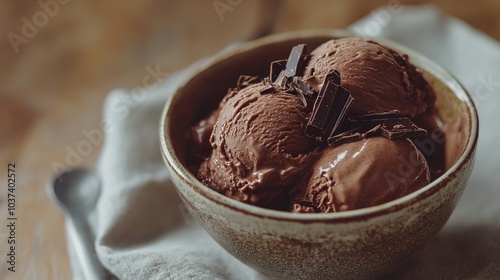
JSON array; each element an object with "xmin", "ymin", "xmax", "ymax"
[
  {"xmin": 284, "ymin": 44, "xmax": 308, "ymax": 78},
  {"xmin": 305, "ymin": 70, "xmax": 354, "ymax": 142},
  {"xmin": 270, "ymin": 60, "xmax": 287, "ymax": 83},
  {"xmin": 225, "ymin": 87, "xmax": 239, "ymax": 100},
  {"xmin": 237, "ymin": 75, "xmax": 260, "ymax": 89},
  {"xmin": 290, "ymin": 77, "xmax": 315, "ymax": 108},
  {"xmin": 290, "ymin": 77, "xmax": 314, "ymax": 96}
]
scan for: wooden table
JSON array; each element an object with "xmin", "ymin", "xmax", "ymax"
[{"xmin": 1, "ymin": 1, "xmax": 499, "ymax": 279}]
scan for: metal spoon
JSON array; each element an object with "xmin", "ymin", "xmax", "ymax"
[{"xmin": 48, "ymin": 169, "xmax": 109, "ymax": 280}]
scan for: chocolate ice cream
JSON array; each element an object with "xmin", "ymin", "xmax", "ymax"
[
  {"xmin": 292, "ymin": 137, "xmax": 430, "ymax": 213},
  {"xmin": 191, "ymin": 37, "xmax": 444, "ymax": 213},
  {"xmin": 198, "ymin": 82, "xmax": 319, "ymax": 209},
  {"xmin": 305, "ymin": 38, "xmax": 435, "ymax": 118}
]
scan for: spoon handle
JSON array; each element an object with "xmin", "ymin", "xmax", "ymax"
[{"xmin": 66, "ymin": 216, "xmax": 109, "ymax": 280}]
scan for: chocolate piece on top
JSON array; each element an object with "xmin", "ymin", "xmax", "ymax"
[
  {"xmin": 327, "ymin": 127, "xmax": 362, "ymax": 146},
  {"xmin": 361, "ymin": 124, "xmax": 382, "ymax": 138},
  {"xmin": 284, "ymin": 44, "xmax": 308, "ymax": 78},
  {"xmin": 326, "ymin": 86, "xmax": 354, "ymax": 138},
  {"xmin": 326, "ymin": 69, "xmax": 341, "ymax": 85},
  {"xmin": 349, "ymin": 111, "xmax": 427, "ymax": 140},
  {"xmin": 290, "ymin": 77, "xmax": 314, "ymax": 97},
  {"xmin": 305, "ymin": 70, "xmax": 354, "ymax": 141},
  {"xmin": 263, "ymin": 44, "xmax": 311, "ymax": 96},
  {"xmin": 379, "ymin": 117, "xmax": 427, "ymax": 139},
  {"xmin": 270, "ymin": 60, "xmax": 287, "ymax": 83},
  {"xmin": 275, "ymin": 71, "xmax": 288, "ymax": 89},
  {"xmin": 290, "ymin": 77, "xmax": 315, "ymax": 108}
]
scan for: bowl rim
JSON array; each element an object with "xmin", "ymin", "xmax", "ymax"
[{"xmin": 159, "ymin": 29, "xmax": 479, "ymax": 223}]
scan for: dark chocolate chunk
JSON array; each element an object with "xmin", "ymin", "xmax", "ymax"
[
  {"xmin": 274, "ymin": 70, "xmax": 288, "ymax": 89},
  {"xmin": 325, "ymin": 69, "xmax": 341, "ymax": 85},
  {"xmin": 327, "ymin": 127, "xmax": 362, "ymax": 146},
  {"xmin": 284, "ymin": 44, "xmax": 308, "ymax": 78},
  {"xmin": 270, "ymin": 60, "xmax": 287, "ymax": 83},
  {"xmin": 349, "ymin": 110, "xmax": 426, "ymax": 140},
  {"xmin": 261, "ymin": 44, "xmax": 307, "ymax": 93},
  {"xmin": 305, "ymin": 71, "xmax": 354, "ymax": 141},
  {"xmin": 237, "ymin": 75, "xmax": 260, "ymax": 89},
  {"xmin": 326, "ymin": 86, "xmax": 354, "ymax": 137},
  {"xmin": 361, "ymin": 124, "xmax": 382, "ymax": 138},
  {"xmin": 305, "ymin": 83, "xmax": 339, "ymax": 139},
  {"xmin": 379, "ymin": 117, "xmax": 427, "ymax": 139}
]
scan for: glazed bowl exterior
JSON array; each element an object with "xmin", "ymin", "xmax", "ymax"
[{"xmin": 159, "ymin": 30, "xmax": 478, "ymax": 280}]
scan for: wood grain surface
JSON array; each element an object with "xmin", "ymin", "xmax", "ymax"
[{"xmin": 1, "ymin": 0, "xmax": 499, "ymax": 279}]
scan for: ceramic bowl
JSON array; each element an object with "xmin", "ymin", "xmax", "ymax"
[{"xmin": 159, "ymin": 30, "xmax": 478, "ymax": 280}]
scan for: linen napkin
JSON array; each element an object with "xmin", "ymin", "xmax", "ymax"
[{"xmin": 70, "ymin": 5, "xmax": 500, "ymax": 279}]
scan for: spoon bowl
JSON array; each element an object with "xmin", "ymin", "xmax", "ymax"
[
  {"xmin": 51, "ymin": 169, "xmax": 101, "ymax": 215},
  {"xmin": 48, "ymin": 169, "xmax": 109, "ymax": 280}
]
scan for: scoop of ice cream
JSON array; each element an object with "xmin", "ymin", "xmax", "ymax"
[
  {"xmin": 198, "ymin": 82, "xmax": 319, "ymax": 209},
  {"xmin": 293, "ymin": 137, "xmax": 431, "ymax": 213},
  {"xmin": 305, "ymin": 38, "xmax": 435, "ymax": 118}
]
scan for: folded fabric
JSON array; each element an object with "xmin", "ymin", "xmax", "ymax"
[{"xmin": 69, "ymin": 5, "xmax": 500, "ymax": 279}]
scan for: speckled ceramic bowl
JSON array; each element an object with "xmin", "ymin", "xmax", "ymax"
[{"xmin": 159, "ymin": 30, "xmax": 478, "ymax": 280}]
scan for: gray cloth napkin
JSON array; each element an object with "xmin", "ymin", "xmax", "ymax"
[{"xmin": 70, "ymin": 5, "xmax": 500, "ymax": 279}]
